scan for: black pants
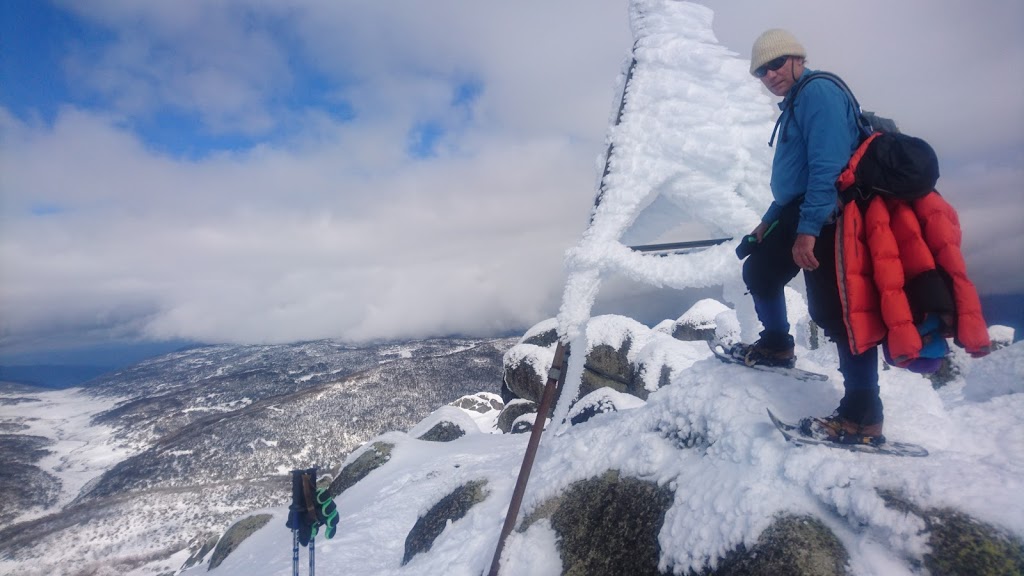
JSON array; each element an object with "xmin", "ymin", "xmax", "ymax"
[
  {"xmin": 742, "ymin": 202, "xmax": 801, "ymax": 308},
  {"xmin": 742, "ymin": 202, "xmax": 882, "ymax": 425}
]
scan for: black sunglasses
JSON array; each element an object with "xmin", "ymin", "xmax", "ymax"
[{"xmin": 754, "ymin": 56, "xmax": 789, "ymax": 78}]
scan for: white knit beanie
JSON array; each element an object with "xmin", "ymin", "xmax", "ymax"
[{"xmin": 749, "ymin": 29, "xmax": 806, "ymax": 76}]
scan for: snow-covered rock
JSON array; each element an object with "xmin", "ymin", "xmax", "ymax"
[
  {"xmin": 989, "ymin": 324, "xmax": 1015, "ymax": 349},
  {"xmin": 671, "ymin": 298, "xmax": 729, "ymax": 341}
]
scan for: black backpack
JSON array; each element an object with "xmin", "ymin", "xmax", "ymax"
[{"xmin": 771, "ymin": 71, "xmax": 940, "ymax": 203}]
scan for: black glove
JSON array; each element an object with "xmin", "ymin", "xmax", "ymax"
[
  {"xmin": 735, "ymin": 234, "xmax": 759, "ymax": 259},
  {"xmin": 736, "ymin": 220, "xmax": 779, "ymax": 260}
]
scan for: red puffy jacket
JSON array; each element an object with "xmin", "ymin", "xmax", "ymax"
[{"xmin": 835, "ymin": 191, "xmax": 991, "ymax": 362}]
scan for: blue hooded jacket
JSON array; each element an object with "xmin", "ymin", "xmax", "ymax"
[{"xmin": 762, "ymin": 68, "xmax": 860, "ymax": 236}]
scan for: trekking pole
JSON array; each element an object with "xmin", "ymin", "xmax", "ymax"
[
  {"xmin": 287, "ymin": 467, "xmax": 324, "ymax": 576},
  {"xmin": 292, "ymin": 529, "xmax": 300, "ymax": 576},
  {"xmin": 287, "ymin": 469, "xmax": 305, "ymax": 576},
  {"xmin": 301, "ymin": 468, "xmax": 319, "ymax": 576},
  {"xmin": 309, "ymin": 536, "xmax": 315, "ymax": 576},
  {"xmin": 486, "ymin": 341, "xmax": 568, "ymax": 576}
]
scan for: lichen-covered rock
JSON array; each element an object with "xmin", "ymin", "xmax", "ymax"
[
  {"xmin": 576, "ymin": 316, "xmax": 659, "ymax": 403},
  {"xmin": 328, "ymin": 441, "xmax": 394, "ymax": 497},
  {"xmin": 522, "ymin": 470, "xmax": 674, "ymax": 576},
  {"xmin": 208, "ymin": 514, "xmax": 272, "ymax": 569},
  {"xmin": 416, "ymin": 420, "xmax": 466, "ymax": 443},
  {"xmin": 707, "ymin": 515, "xmax": 849, "ymax": 576},
  {"xmin": 924, "ymin": 508, "xmax": 1024, "ymax": 576},
  {"xmin": 497, "ymin": 399, "xmax": 538, "ymax": 434},
  {"xmin": 403, "ymin": 480, "xmax": 489, "ymax": 565},
  {"xmin": 880, "ymin": 491, "xmax": 1024, "ymax": 576},
  {"xmin": 578, "ymin": 340, "xmax": 639, "ymax": 399}
]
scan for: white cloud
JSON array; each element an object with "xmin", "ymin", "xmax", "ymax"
[
  {"xmin": 58, "ymin": 0, "xmax": 291, "ymax": 135},
  {"xmin": 0, "ymin": 107, "xmax": 600, "ymax": 348}
]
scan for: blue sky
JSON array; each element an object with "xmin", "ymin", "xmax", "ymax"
[
  {"xmin": 1, "ymin": 1, "xmax": 412, "ymax": 160},
  {"xmin": 1, "ymin": 1, "xmax": 80, "ymax": 124},
  {"xmin": 1, "ymin": 0, "xmax": 1022, "ymax": 363}
]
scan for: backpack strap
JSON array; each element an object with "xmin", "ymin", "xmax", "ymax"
[{"xmin": 769, "ymin": 71, "xmax": 872, "ymax": 147}]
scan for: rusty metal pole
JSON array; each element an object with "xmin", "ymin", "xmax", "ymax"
[{"xmin": 486, "ymin": 341, "xmax": 568, "ymax": 576}]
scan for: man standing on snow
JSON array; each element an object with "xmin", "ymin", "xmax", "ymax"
[{"xmin": 733, "ymin": 29, "xmax": 884, "ymax": 445}]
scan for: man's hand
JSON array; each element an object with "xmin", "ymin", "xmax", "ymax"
[
  {"xmin": 793, "ymin": 233, "xmax": 819, "ymax": 270},
  {"xmin": 751, "ymin": 221, "xmax": 771, "ymax": 242}
]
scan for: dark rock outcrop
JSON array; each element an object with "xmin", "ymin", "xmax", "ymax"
[
  {"xmin": 208, "ymin": 514, "xmax": 273, "ymax": 569},
  {"xmin": 523, "ymin": 470, "xmax": 674, "ymax": 576},
  {"xmin": 924, "ymin": 508, "xmax": 1024, "ymax": 576},
  {"xmin": 707, "ymin": 515, "xmax": 849, "ymax": 576},
  {"xmin": 497, "ymin": 400, "xmax": 538, "ymax": 434},
  {"xmin": 179, "ymin": 533, "xmax": 218, "ymax": 571},
  {"xmin": 403, "ymin": 480, "xmax": 489, "ymax": 565},
  {"xmin": 881, "ymin": 491, "xmax": 1024, "ymax": 576},
  {"xmin": 671, "ymin": 298, "xmax": 729, "ymax": 342},
  {"xmin": 577, "ymin": 339, "xmax": 642, "ymax": 400},
  {"xmin": 416, "ymin": 420, "xmax": 467, "ymax": 443},
  {"xmin": 567, "ymin": 388, "xmax": 643, "ymax": 426},
  {"xmin": 522, "ymin": 326, "xmax": 560, "ymax": 348},
  {"xmin": 502, "ymin": 336, "xmax": 643, "ymax": 408},
  {"xmin": 502, "ymin": 348, "xmax": 549, "ymax": 406},
  {"xmin": 510, "ymin": 415, "xmax": 536, "ymax": 434},
  {"xmin": 328, "ymin": 442, "xmax": 394, "ymax": 498}
]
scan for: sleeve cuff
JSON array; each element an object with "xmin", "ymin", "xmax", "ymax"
[{"xmin": 796, "ymin": 221, "xmax": 822, "ymax": 237}]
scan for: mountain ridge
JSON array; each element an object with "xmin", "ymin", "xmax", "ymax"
[{"xmin": 0, "ymin": 336, "xmax": 517, "ymax": 574}]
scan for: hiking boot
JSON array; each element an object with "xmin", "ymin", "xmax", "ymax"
[
  {"xmin": 730, "ymin": 331, "xmax": 795, "ymax": 368},
  {"xmin": 799, "ymin": 412, "xmax": 885, "ymax": 446}
]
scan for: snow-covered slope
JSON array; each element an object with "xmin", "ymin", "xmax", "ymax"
[
  {"xmin": 0, "ymin": 337, "xmax": 514, "ymax": 576},
  {"xmin": 186, "ymin": 312, "xmax": 1023, "ymax": 576}
]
